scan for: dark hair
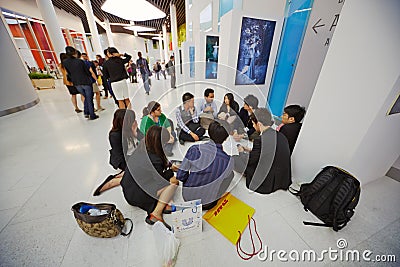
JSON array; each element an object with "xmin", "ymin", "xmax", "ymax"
[
  {"xmin": 143, "ymin": 126, "xmax": 169, "ymax": 167},
  {"xmin": 108, "ymin": 47, "xmax": 119, "ymax": 54},
  {"xmin": 111, "ymin": 109, "xmax": 137, "ymax": 145},
  {"xmin": 76, "ymin": 50, "xmax": 81, "ymax": 58},
  {"xmin": 244, "ymin": 94, "xmax": 259, "ymax": 108},
  {"xmin": 104, "ymin": 49, "xmax": 108, "ymax": 57},
  {"xmin": 142, "ymin": 101, "xmax": 161, "ymax": 117},
  {"xmin": 209, "ymin": 120, "xmax": 229, "ymax": 144},
  {"xmin": 204, "ymin": 88, "xmax": 214, "ymax": 97},
  {"xmin": 251, "ymin": 108, "xmax": 273, "ymax": 126},
  {"xmin": 284, "ymin": 105, "xmax": 306, "ymax": 122},
  {"xmin": 96, "ymin": 54, "xmax": 102, "ymax": 58},
  {"xmin": 65, "ymin": 46, "xmax": 76, "ymax": 57},
  {"xmin": 59, "ymin": 53, "xmax": 68, "ymax": 66},
  {"xmin": 224, "ymin": 93, "xmax": 234, "ymax": 106},
  {"xmin": 182, "ymin": 92, "xmax": 194, "ymax": 103},
  {"xmin": 81, "ymin": 53, "xmax": 87, "ymax": 56},
  {"xmin": 170, "ymin": 55, "xmax": 174, "ymax": 59}
]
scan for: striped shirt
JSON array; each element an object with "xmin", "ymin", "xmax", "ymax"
[
  {"xmin": 175, "ymin": 105, "xmax": 199, "ymax": 134},
  {"xmin": 177, "ymin": 142, "xmax": 234, "ymax": 204}
]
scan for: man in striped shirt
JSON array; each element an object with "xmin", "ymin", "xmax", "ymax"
[
  {"xmin": 176, "ymin": 121, "xmax": 234, "ymax": 209},
  {"xmin": 175, "ymin": 92, "xmax": 206, "ymax": 145}
]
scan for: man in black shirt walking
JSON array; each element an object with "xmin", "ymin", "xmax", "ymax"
[{"xmin": 62, "ymin": 46, "xmax": 98, "ymax": 120}]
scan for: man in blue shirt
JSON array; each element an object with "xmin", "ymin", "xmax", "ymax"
[
  {"xmin": 136, "ymin": 51, "xmax": 151, "ymax": 95},
  {"xmin": 175, "ymin": 121, "xmax": 234, "ymax": 209}
]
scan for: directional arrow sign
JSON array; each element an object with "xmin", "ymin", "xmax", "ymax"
[{"xmin": 312, "ymin": 18, "xmax": 325, "ymax": 34}]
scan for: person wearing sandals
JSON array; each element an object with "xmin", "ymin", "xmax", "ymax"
[
  {"xmin": 93, "ymin": 109, "xmax": 143, "ymax": 196},
  {"xmin": 59, "ymin": 52, "xmax": 84, "ymax": 113},
  {"xmin": 120, "ymin": 126, "xmax": 180, "ymax": 230},
  {"xmin": 140, "ymin": 101, "xmax": 176, "ymax": 157}
]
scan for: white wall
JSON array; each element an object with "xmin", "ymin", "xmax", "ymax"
[
  {"xmin": 286, "ymin": 0, "xmax": 345, "ymax": 109},
  {"xmin": 0, "ymin": 16, "xmax": 38, "ymax": 115},
  {"xmin": 292, "ymin": 0, "xmax": 400, "ymax": 185}
]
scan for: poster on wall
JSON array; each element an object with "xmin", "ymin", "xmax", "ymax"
[
  {"xmin": 387, "ymin": 93, "xmax": 400, "ymax": 116},
  {"xmin": 235, "ymin": 17, "xmax": 276, "ymax": 85},
  {"xmin": 205, "ymin": 35, "xmax": 219, "ymax": 79},
  {"xmin": 189, "ymin": 46, "xmax": 195, "ymax": 78}
]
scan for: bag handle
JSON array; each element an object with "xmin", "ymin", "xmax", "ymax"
[
  {"xmin": 120, "ymin": 218, "xmax": 133, "ymax": 237},
  {"xmin": 236, "ymin": 215, "xmax": 262, "ymax": 260}
]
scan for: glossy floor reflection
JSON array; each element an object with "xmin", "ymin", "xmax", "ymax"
[{"xmin": 0, "ymin": 79, "xmax": 399, "ymax": 266}]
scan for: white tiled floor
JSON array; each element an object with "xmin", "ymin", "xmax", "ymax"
[{"xmin": 0, "ymin": 79, "xmax": 399, "ymax": 266}]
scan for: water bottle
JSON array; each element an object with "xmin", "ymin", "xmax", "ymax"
[
  {"xmin": 79, "ymin": 204, "xmax": 96, "ymax": 214},
  {"xmin": 88, "ymin": 208, "xmax": 109, "ymax": 216}
]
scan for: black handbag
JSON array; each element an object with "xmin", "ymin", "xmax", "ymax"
[{"xmin": 71, "ymin": 202, "xmax": 133, "ymax": 238}]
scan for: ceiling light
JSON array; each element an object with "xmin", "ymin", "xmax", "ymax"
[
  {"xmin": 124, "ymin": 25, "xmax": 157, "ymax": 32},
  {"xmin": 102, "ymin": 0, "xmax": 166, "ymax": 21}
]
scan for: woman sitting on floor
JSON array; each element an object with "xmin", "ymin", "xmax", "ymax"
[
  {"xmin": 217, "ymin": 93, "xmax": 240, "ymax": 132},
  {"xmin": 140, "ymin": 101, "xmax": 176, "ymax": 157},
  {"xmin": 93, "ymin": 109, "xmax": 143, "ymax": 196},
  {"xmin": 120, "ymin": 126, "xmax": 179, "ymax": 229}
]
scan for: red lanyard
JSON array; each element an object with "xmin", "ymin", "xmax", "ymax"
[{"xmin": 236, "ymin": 215, "xmax": 263, "ymax": 260}]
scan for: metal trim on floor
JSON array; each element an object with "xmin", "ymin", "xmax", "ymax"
[{"xmin": 0, "ymin": 98, "xmax": 40, "ymax": 117}]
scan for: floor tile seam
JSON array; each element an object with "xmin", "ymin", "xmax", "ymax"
[
  {"xmin": 4, "ymin": 209, "xmax": 70, "ymax": 228},
  {"xmin": 59, "ymin": 227, "xmax": 79, "ymax": 267},
  {"xmin": 348, "ymin": 217, "xmax": 400, "ymax": 250},
  {"xmin": 276, "ymin": 206, "xmax": 314, "ymax": 251}
]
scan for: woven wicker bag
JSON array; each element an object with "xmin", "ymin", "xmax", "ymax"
[{"xmin": 72, "ymin": 202, "xmax": 133, "ymax": 238}]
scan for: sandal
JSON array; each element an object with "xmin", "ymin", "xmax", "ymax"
[
  {"xmin": 162, "ymin": 204, "xmax": 175, "ymax": 214},
  {"xmin": 145, "ymin": 213, "xmax": 172, "ymax": 231},
  {"xmin": 93, "ymin": 174, "xmax": 115, "ymax": 196}
]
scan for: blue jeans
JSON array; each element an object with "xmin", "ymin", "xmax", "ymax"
[
  {"xmin": 76, "ymin": 84, "xmax": 95, "ymax": 118},
  {"xmin": 141, "ymin": 73, "xmax": 150, "ymax": 93}
]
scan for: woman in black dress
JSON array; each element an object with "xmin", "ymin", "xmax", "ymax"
[
  {"xmin": 217, "ymin": 93, "xmax": 240, "ymax": 132},
  {"xmin": 120, "ymin": 126, "xmax": 179, "ymax": 229},
  {"xmin": 93, "ymin": 109, "xmax": 143, "ymax": 196}
]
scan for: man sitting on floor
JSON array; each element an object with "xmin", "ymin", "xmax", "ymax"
[
  {"xmin": 174, "ymin": 121, "xmax": 234, "ymax": 209},
  {"xmin": 197, "ymin": 88, "xmax": 218, "ymax": 129},
  {"xmin": 175, "ymin": 92, "xmax": 206, "ymax": 145},
  {"xmin": 234, "ymin": 108, "xmax": 292, "ymax": 194}
]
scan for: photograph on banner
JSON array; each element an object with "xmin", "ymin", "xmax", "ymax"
[
  {"xmin": 205, "ymin": 35, "xmax": 219, "ymax": 79},
  {"xmin": 235, "ymin": 17, "xmax": 276, "ymax": 85},
  {"xmin": 189, "ymin": 46, "xmax": 195, "ymax": 78}
]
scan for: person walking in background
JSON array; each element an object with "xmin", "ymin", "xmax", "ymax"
[
  {"xmin": 153, "ymin": 62, "xmax": 160, "ymax": 80},
  {"xmin": 136, "ymin": 51, "xmax": 151, "ymax": 95},
  {"xmin": 59, "ymin": 53, "xmax": 84, "ymax": 113},
  {"xmin": 103, "ymin": 47, "xmax": 132, "ymax": 109},
  {"xmin": 161, "ymin": 61, "xmax": 167, "ymax": 79},
  {"xmin": 127, "ymin": 60, "xmax": 137, "ymax": 83},
  {"xmin": 166, "ymin": 55, "xmax": 176, "ymax": 89},
  {"xmin": 82, "ymin": 53, "xmax": 104, "ymax": 112},
  {"xmin": 62, "ymin": 46, "xmax": 98, "ymax": 120}
]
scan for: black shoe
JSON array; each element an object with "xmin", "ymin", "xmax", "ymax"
[
  {"xmin": 93, "ymin": 174, "xmax": 115, "ymax": 196},
  {"xmin": 89, "ymin": 115, "xmax": 99, "ymax": 120},
  {"xmin": 84, "ymin": 115, "xmax": 89, "ymax": 118},
  {"xmin": 179, "ymin": 139, "xmax": 185, "ymax": 145},
  {"xmin": 145, "ymin": 214, "xmax": 172, "ymax": 231}
]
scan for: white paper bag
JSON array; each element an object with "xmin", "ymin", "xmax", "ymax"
[{"xmin": 170, "ymin": 199, "xmax": 202, "ymax": 238}]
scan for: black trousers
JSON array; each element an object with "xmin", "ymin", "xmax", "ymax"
[{"xmin": 178, "ymin": 122, "xmax": 205, "ymax": 142}]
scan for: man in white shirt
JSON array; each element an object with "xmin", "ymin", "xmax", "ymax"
[{"xmin": 197, "ymin": 88, "xmax": 218, "ymax": 129}]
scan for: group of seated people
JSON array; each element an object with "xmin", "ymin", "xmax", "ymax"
[{"xmin": 93, "ymin": 88, "xmax": 306, "ymax": 230}]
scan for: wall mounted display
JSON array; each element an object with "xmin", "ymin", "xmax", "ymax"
[
  {"xmin": 235, "ymin": 17, "xmax": 276, "ymax": 85},
  {"xmin": 189, "ymin": 46, "xmax": 195, "ymax": 78},
  {"xmin": 387, "ymin": 93, "xmax": 400, "ymax": 116},
  {"xmin": 205, "ymin": 35, "xmax": 219, "ymax": 79}
]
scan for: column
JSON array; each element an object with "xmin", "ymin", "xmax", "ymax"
[
  {"xmin": 170, "ymin": 3, "xmax": 179, "ymax": 55},
  {"xmin": 103, "ymin": 19, "xmax": 115, "ymax": 47},
  {"xmin": 158, "ymin": 37, "xmax": 164, "ymax": 62},
  {"xmin": 35, "ymin": 0, "xmax": 65, "ymax": 55},
  {"xmin": 0, "ymin": 16, "xmax": 39, "ymax": 116},
  {"xmin": 82, "ymin": 0, "xmax": 102, "ymax": 55},
  {"xmin": 162, "ymin": 23, "xmax": 169, "ymax": 61},
  {"xmin": 292, "ymin": 0, "xmax": 400, "ymax": 185}
]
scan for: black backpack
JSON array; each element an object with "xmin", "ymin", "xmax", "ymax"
[{"xmin": 290, "ymin": 166, "xmax": 360, "ymax": 231}]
